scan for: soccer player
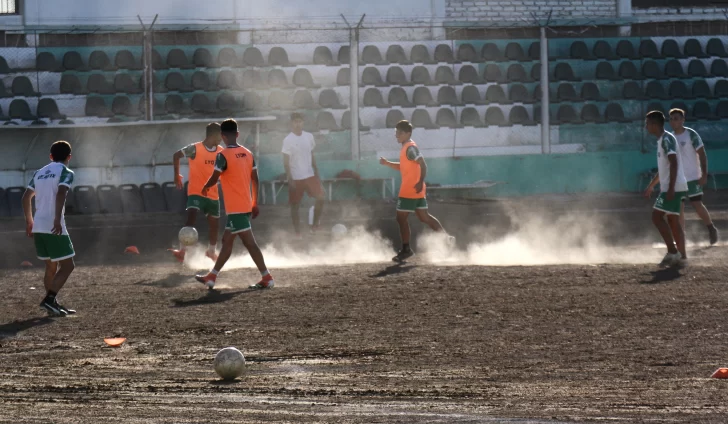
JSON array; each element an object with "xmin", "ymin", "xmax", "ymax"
[
  {"xmin": 195, "ymin": 119, "xmax": 274, "ymax": 290},
  {"xmin": 668, "ymin": 108, "xmax": 719, "ymax": 245},
  {"xmin": 643, "ymin": 111, "xmax": 689, "ymax": 268},
  {"xmin": 282, "ymin": 112, "xmax": 325, "ymax": 236},
  {"xmin": 379, "ymin": 120, "xmax": 451, "ymax": 262},
  {"xmin": 169, "ymin": 122, "xmax": 223, "ymax": 263},
  {"xmin": 21, "ymin": 141, "xmax": 77, "ymax": 316}
]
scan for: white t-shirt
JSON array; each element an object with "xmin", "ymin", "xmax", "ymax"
[
  {"xmin": 281, "ymin": 131, "xmax": 316, "ymax": 180},
  {"xmin": 27, "ymin": 162, "xmax": 74, "ymax": 235},
  {"xmin": 673, "ymin": 127, "xmax": 704, "ymax": 182},
  {"xmin": 656, "ymin": 131, "xmax": 688, "ymax": 193}
]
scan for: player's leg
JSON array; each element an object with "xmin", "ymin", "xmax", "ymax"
[
  {"xmin": 307, "ymin": 177, "xmax": 326, "ymax": 231},
  {"xmin": 690, "ymin": 197, "xmax": 719, "ymax": 245},
  {"xmin": 39, "ymin": 260, "xmax": 62, "ymax": 315},
  {"xmin": 666, "ymin": 214, "xmax": 687, "ymax": 260},
  {"xmin": 195, "ymin": 229, "xmax": 234, "ymax": 289},
  {"xmin": 37, "ymin": 234, "xmax": 76, "ymax": 315},
  {"xmin": 414, "ymin": 207, "xmax": 445, "ymax": 233},
  {"xmin": 652, "ymin": 208, "xmax": 679, "ymax": 267},
  {"xmin": 206, "ymin": 214, "xmax": 219, "ymax": 261},
  {"xmin": 238, "ymin": 229, "xmax": 274, "ymax": 289},
  {"xmin": 169, "ymin": 206, "xmax": 198, "ymax": 262},
  {"xmin": 393, "ymin": 205, "xmax": 414, "ymax": 262},
  {"xmin": 289, "ymin": 181, "xmax": 304, "ymax": 236},
  {"xmin": 679, "ymin": 199, "xmax": 686, "ymax": 236}
]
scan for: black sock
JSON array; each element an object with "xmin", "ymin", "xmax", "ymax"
[
  {"xmin": 402, "ymin": 243, "xmax": 410, "ymax": 251},
  {"xmin": 44, "ymin": 291, "xmax": 57, "ymax": 303}
]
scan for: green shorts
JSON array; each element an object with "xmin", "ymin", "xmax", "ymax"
[
  {"xmin": 225, "ymin": 213, "xmax": 252, "ymax": 234},
  {"xmin": 396, "ymin": 197, "xmax": 428, "ymax": 213},
  {"xmin": 34, "ymin": 233, "xmax": 75, "ymax": 262},
  {"xmin": 654, "ymin": 191, "xmax": 687, "ymax": 215},
  {"xmin": 187, "ymin": 195, "xmax": 220, "ymax": 218},
  {"xmin": 686, "ymin": 180, "xmax": 704, "ymax": 200}
]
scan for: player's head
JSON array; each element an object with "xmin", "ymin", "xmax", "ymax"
[
  {"xmin": 204, "ymin": 122, "xmax": 222, "ymax": 146},
  {"xmin": 50, "ymin": 140, "xmax": 72, "ymax": 164},
  {"xmin": 395, "ymin": 120, "xmax": 413, "ymax": 144},
  {"xmin": 644, "ymin": 110, "xmax": 665, "ymax": 137},
  {"xmin": 220, "ymin": 119, "xmax": 239, "ymax": 144},
  {"xmin": 290, "ymin": 112, "xmax": 304, "ymax": 135},
  {"xmin": 668, "ymin": 108, "xmax": 685, "ymax": 132}
]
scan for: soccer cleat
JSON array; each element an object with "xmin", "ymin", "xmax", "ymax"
[
  {"xmin": 40, "ymin": 299, "xmax": 66, "ymax": 317},
  {"xmin": 658, "ymin": 252, "xmax": 681, "ymax": 269},
  {"xmin": 195, "ymin": 273, "xmax": 217, "ymax": 289},
  {"xmin": 54, "ymin": 300, "xmax": 76, "ymax": 315},
  {"xmin": 709, "ymin": 225, "xmax": 719, "ymax": 246},
  {"xmin": 392, "ymin": 248, "xmax": 415, "ymax": 263},
  {"xmin": 168, "ymin": 249, "xmax": 185, "ymax": 263},
  {"xmin": 249, "ymin": 274, "xmax": 275, "ymax": 290},
  {"xmin": 205, "ymin": 250, "xmax": 219, "ymax": 262},
  {"xmin": 676, "ymin": 257, "xmax": 689, "ymax": 268}
]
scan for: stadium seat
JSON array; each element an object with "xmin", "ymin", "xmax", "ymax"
[
  {"xmin": 605, "ymin": 103, "xmax": 630, "ymax": 122},
  {"xmin": 595, "ymin": 61, "xmax": 618, "ymax": 80},
  {"xmin": 641, "ymin": 60, "xmax": 664, "ymax": 79},
  {"xmin": 485, "ymin": 107, "xmax": 506, "ymax": 126},
  {"xmin": 688, "ymin": 59, "xmax": 709, "ymax": 78},
  {"xmin": 9, "ymin": 99, "xmax": 36, "ymax": 121},
  {"xmin": 313, "ymin": 46, "xmax": 335, "ymax": 65},
  {"xmin": 668, "ymin": 80, "xmax": 690, "ymax": 99},
  {"xmin": 85, "ymin": 97, "xmax": 113, "ymax": 117},
  {"xmin": 646, "ymin": 81, "xmax": 668, "ymax": 99},
  {"xmin": 533, "ymin": 104, "xmax": 544, "ymax": 124},
  {"xmin": 217, "ymin": 69, "xmax": 239, "ymax": 90},
  {"xmin": 268, "ymin": 69, "xmax": 291, "ymax": 88},
  {"xmin": 0, "ymin": 104, "xmax": 8, "ymax": 121},
  {"xmin": 622, "ymin": 81, "xmax": 645, "ymax": 100},
  {"xmin": 460, "ymin": 107, "xmax": 484, "ymax": 127},
  {"xmin": 36, "ymin": 52, "xmax": 61, "ymax": 72},
  {"xmin": 0, "ymin": 188, "xmax": 9, "ymax": 217},
  {"xmin": 146, "ymin": 73, "xmax": 167, "ymax": 93},
  {"xmin": 217, "ymin": 92, "xmax": 240, "ymax": 114},
  {"xmin": 96, "ymin": 185, "xmax": 123, "ymax": 214},
  {"xmin": 509, "ymin": 105, "xmax": 534, "ymax": 125},
  {"xmin": 386, "ymin": 45, "xmax": 411, "ymax": 65},
  {"xmin": 714, "ymin": 79, "xmax": 728, "ymax": 98},
  {"xmin": 684, "ymin": 39, "xmax": 708, "ymax": 58},
  {"xmin": 388, "ymin": 87, "xmax": 413, "ymax": 107},
  {"xmin": 437, "ymin": 86, "xmax": 462, "ymax": 106},
  {"xmin": 119, "ymin": 184, "xmax": 144, "ymax": 213},
  {"xmin": 363, "ymin": 88, "xmax": 388, "ymax": 108},
  {"xmin": 152, "ymin": 49, "xmax": 168, "ymax": 70},
  {"xmin": 293, "ymin": 90, "xmax": 319, "ymax": 109},
  {"xmin": 664, "ymin": 60, "xmax": 686, "ymax": 78},
  {"xmin": 60, "ymin": 74, "xmax": 85, "ymax": 94},
  {"xmin": 115, "ymin": 73, "xmax": 142, "ymax": 94},
  {"xmin": 316, "ymin": 111, "xmax": 340, "ymax": 131},
  {"xmin": 137, "ymin": 96, "xmax": 162, "ymax": 117},
  {"xmin": 531, "ymin": 62, "xmax": 543, "ymax": 81},
  {"xmin": 73, "ymin": 186, "xmax": 100, "ymax": 215},
  {"xmin": 533, "ymin": 83, "xmax": 544, "ymax": 102},
  {"xmin": 62, "ymin": 51, "xmax": 86, "ymax": 71},
  {"xmin": 0, "ymin": 80, "xmax": 9, "ymax": 98},
  {"xmin": 385, "ymin": 66, "xmax": 410, "ymax": 86},
  {"xmin": 691, "ymin": 80, "xmax": 712, "ymax": 99},
  {"xmin": 167, "ymin": 49, "xmax": 194, "ymax": 69},
  {"xmin": 693, "ymin": 101, "xmax": 716, "ymax": 120},
  {"xmin": 556, "ymin": 83, "xmax": 578, "ymax": 102},
  {"xmin": 456, "ymin": 43, "xmax": 479, "ymax": 63},
  {"xmin": 115, "ymin": 50, "xmax": 141, "ymax": 70},
  {"xmin": 461, "ymin": 85, "xmax": 486, "ymax": 105},
  {"xmin": 618, "ymin": 61, "xmax": 641, "ymax": 80},
  {"xmin": 485, "ymin": 85, "xmax": 508, "ymax": 104},
  {"xmin": 556, "ymin": 104, "xmax": 579, "ymax": 124},
  {"xmin": 243, "ymin": 91, "xmax": 264, "ymax": 111},
  {"xmin": 242, "ymin": 47, "xmax": 265, "ymax": 66},
  {"xmin": 337, "ymin": 46, "xmax": 350, "ymax": 64},
  {"xmin": 645, "ymin": 101, "xmax": 665, "ymax": 114},
  {"xmin": 580, "ymin": 82, "xmax": 602, "ymax": 101},
  {"xmin": 88, "ymin": 73, "xmax": 115, "ymax": 94},
  {"xmin": 0, "ymin": 56, "xmax": 9, "ymax": 73},
  {"xmin": 593, "ymin": 40, "xmax": 617, "ymax": 60},
  {"xmin": 243, "ymin": 69, "xmax": 265, "ymax": 88},
  {"xmin": 638, "ymin": 40, "xmax": 661, "ymax": 59},
  {"xmin": 268, "ymin": 47, "xmax": 292, "ymax": 67},
  {"xmin": 661, "ymin": 39, "xmax": 683, "ymax": 58},
  {"xmin": 336, "ymin": 67, "xmax": 350, "ymax": 86},
  {"xmin": 89, "ymin": 50, "xmax": 115, "ymax": 71},
  {"xmin": 140, "ymin": 183, "xmax": 167, "ymax": 213},
  {"xmin": 362, "ymin": 45, "xmax": 386, "ymax": 65},
  {"xmin": 218, "ymin": 47, "xmax": 239, "ymax": 67},
  {"xmin": 167, "ymin": 94, "xmax": 193, "ymax": 115},
  {"xmin": 191, "ymin": 71, "xmax": 212, "ymax": 91},
  {"xmin": 385, "ymin": 109, "xmax": 405, "ymax": 128},
  {"xmin": 570, "ymin": 41, "xmax": 593, "ymax": 60},
  {"xmin": 190, "ymin": 93, "xmax": 216, "ymax": 115},
  {"xmin": 165, "ymin": 72, "xmax": 192, "ymax": 92},
  {"xmin": 554, "ymin": 63, "xmax": 579, "ymax": 81},
  {"xmin": 707, "ymin": 38, "xmax": 728, "ymax": 58},
  {"xmin": 412, "ymin": 109, "xmax": 438, "ymax": 129},
  {"xmin": 435, "ymin": 108, "xmax": 462, "ymax": 128},
  {"xmin": 192, "ymin": 48, "xmax": 215, "ymax": 68},
  {"xmin": 411, "ymin": 44, "xmax": 435, "ymax": 64},
  {"xmin": 716, "ymin": 101, "xmax": 728, "ymax": 119},
  {"xmin": 341, "ymin": 110, "xmax": 370, "ymax": 131},
  {"xmin": 5, "ymin": 187, "xmax": 24, "ymax": 217},
  {"xmin": 434, "ymin": 44, "xmax": 455, "ymax": 63},
  {"xmin": 163, "ymin": 181, "xmax": 187, "ymax": 213},
  {"xmin": 268, "ymin": 91, "xmax": 294, "ymax": 110},
  {"xmin": 505, "ymin": 42, "xmax": 528, "ymax": 61},
  {"xmin": 413, "ymin": 87, "xmax": 438, "ymax": 107},
  {"xmin": 37, "ymin": 98, "xmax": 66, "ymax": 121},
  {"xmin": 411, "ymin": 66, "xmax": 435, "ymax": 85},
  {"xmin": 12, "ymin": 76, "xmax": 39, "ymax": 97},
  {"xmin": 112, "ymin": 96, "xmax": 137, "ymax": 117},
  {"xmin": 505, "ymin": 63, "xmax": 529, "ymax": 83},
  {"xmin": 458, "ymin": 65, "xmax": 482, "ymax": 84},
  {"xmin": 509, "ymin": 84, "xmax": 533, "ymax": 103},
  {"xmin": 363, "ymin": 67, "xmax": 387, "ymax": 86},
  {"xmin": 616, "ymin": 40, "xmax": 637, "ymax": 59},
  {"xmin": 581, "ymin": 104, "xmax": 602, "ymax": 123},
  {"xmin": 527, "ymin": 42, "xmax": 540, "ymax": 60},
  {"xmin": 481, "ymin": 43, "xmax": 504, "ymax": 61},
  {"xmin": 318, "ymin": 89, "xmax": 346, "ymax": 109},
  {"xmin": 434, "ymin": 66, "xmax": 459, "ymax": 85},
  {"xmin": 483, "ymin": 64, "xmax": 505, "ymax": 83},
  {"xmin": 711, "ymin": 59, "xmax": 728, "ymax": 77}
]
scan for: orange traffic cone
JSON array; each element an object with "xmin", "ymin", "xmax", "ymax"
[
  {"xmin": 124, "ymin": 246, "xmax": 140, "ymax": 254},
  {"xmin": 711, "ymin": 368, "xmax": 728, "ymax": 379}
]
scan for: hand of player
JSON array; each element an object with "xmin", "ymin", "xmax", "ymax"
[
  {"xmin": 379, "ymin": 157, "xmax": 388, "ymax": 166},
  {"xmin": 699, "ymin": 174, "xmax": 708, "ymax": 186},
  {"xmin": 25, "ymin": 220, "xmax": 33, "ymax": 238},
  {"xmin": 666, "ymin": 188, "xmax": 675, "ymax": 201},
  {"xmin": 175, "ymin": 174, "xmax": 184, "ymax": 190},
  {"xmin": 201, "ymin": 186, "xmax": 209, "ymax": 197},
  {"xmin": 642, "ymin": 186, "xmax": 654, "ymax": 199},
  {"xmin": 51, "ymin": 219, "xmax": 62, "ymax": 235},
  {"xmin": 414, "ymin": 181, "xmax": 424, "ymax": 194},
  {"xmin": 251, "ymin": 205, "xmax": 260, "ymax": 219}
]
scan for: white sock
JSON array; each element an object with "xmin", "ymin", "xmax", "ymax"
[
  {"xmin": 180, "ymin": 245, "xmax": 186, "ymax": 252},
  {"xmin": 211, "ymin": 269, "xmax": 219, "ymax": 276},
  {"xmin": 260, "ymin": 269, "xmax": 269, "ymax": 277}
]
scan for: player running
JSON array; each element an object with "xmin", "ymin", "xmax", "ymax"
[
  {"xmin": 195, "ymin": 119, "xmax": 274, "ymax": 290},
  {"xmin": 379, "ymin": 120, "xmax": 452, "ymax": 262},
  {"xmin": 643, "ymin": 111, "xmax": 689, "ymax": 268},
  {"xmin": 169, "ymin": 122, "xmax": 223, "ymax": 263},
  {"xmin": 21, "ymin": 141, "xmax": 77, "ymax": 316}
]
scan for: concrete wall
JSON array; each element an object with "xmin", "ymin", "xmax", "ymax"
[{"xmin": 445, "ymin": 0, "xmax": 617, "ymax": 22}]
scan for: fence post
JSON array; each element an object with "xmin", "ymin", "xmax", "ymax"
[
  {"xmin": 540, "ymin": 26, "xmax": 550, "ymax": 154},
  {"xmin": 344, "ymin": 15, "xmax": 365, "ymax": 161}
]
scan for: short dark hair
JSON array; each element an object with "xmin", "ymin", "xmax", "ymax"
[
  {"xmin": 220, "ymin": 119, "xmax": 238, "ymax": 134},
  {"xmin": 50, "ymin": 140, "xmax": 72, "ymax": 162},
  {"xmin": 668, "ymin": 108, "xmax": 685, "ymax": 118},
  {"xmin": 206, "ymin": 122, "xmax": 221, "ymax": 136},
  {"xmin": 645, "ymin": 110, "xmax": 665, "ymax": 126},
  {"xmin": 395, "ymin": 120, "xmax": 413, "ymax": 134},
  {"xmin": 290, "ymin": 112, "xmax": 304, "ymax": 121}
]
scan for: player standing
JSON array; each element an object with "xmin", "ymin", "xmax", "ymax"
[
  {"xmin": 379, "ymin": 120, "xmax": 451, "ymax": 262},
  {"xmin": 169, "ymin": 123, "xmax": 223, "ymax": 263},
  {"xmin": 643, "ymin": 111, "xmax": 689, "ymax": 268},
  {"xmin": 21, "ymin": 141, "xmax": 77, "ymax": 316},
  {"xmin": 282, "ymin": 113, "xmax": 325, "ymax": 236},
  {"xmin": 195, "ymin": 119, "xmax": 274, "ymax": 290}
]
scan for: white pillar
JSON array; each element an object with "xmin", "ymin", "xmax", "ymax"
[
  {"xmin": 617, "ymin": 0, "xmax": 632, "ymax": 36},
  {"xmin": 349, "ymin": 28, "xmax": 360, "ymax": 160},
  {"xmin": 540, "ymin": 26, "xmax": 550, "ymax": 155}
]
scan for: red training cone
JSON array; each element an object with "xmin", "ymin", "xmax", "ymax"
[
  {"xmin": 20, "ymin": 261, "xmax": 32, "ymax": 267},
  {"xmin": 124, "ymin": 246, "xmax": 140, "ymax": 254},
  {"xmin": 711, "ymin": 368, "xmax": 728, "ymax": 379}
]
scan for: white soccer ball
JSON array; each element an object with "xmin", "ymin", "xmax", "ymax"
[
  {"xmin": 213, "ymin": 347, "xmax": 245, "ymax": 381},
  {"xmin": 332, "ymin": 223, "xmax": 347, "ymax": 238},
  {"xmin": 178, "ymin": 226, "xmax": 198, "ymax": 246}
]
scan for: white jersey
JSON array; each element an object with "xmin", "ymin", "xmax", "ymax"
[
  {"xmin": 673, "ymin": 127, "xmax": 704, "ymax": 182},
  {"xmin": 281, "ymin": 131, "xmax": 316, "ymax": 180},
  {"xmin": 656, "ymin": 132, "xmax": 688, "ymax": 193},
  {"xmin": 27, "ymin": 162, "xmax": 74, "ymax": 235}
]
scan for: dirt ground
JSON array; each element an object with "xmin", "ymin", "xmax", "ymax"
[{"xmin": 1, "ymin": 196, "xmax": 728, "ymax": 423}]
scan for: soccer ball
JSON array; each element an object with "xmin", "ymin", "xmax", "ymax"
[
  {"xmin": 331, "ymin": 223, "xmax": 347, "ymax": 238},
  {"xmin": 178, "ymin": 226, "xmax": 198, "ymax": 246},
  {"xmin": 213, "ymin": 347, "xmax": 245, "ymax": 380}
]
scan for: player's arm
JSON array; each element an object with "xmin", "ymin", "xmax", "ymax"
[
  {"xmin": 379, "ymin": 157, "xmax": 400, "ymax": 170},
  {"xmin": 21, "ymin": 188, "xmax": 35, "ymax": 237},
  {"xmin": 251, "ymin": 164, "xmax": 260, "ymax": 219},
  {"xmin": 282, "ymin": 153, "xmax": 296, "ymax": 190},
  {"xmin": 414, "ymin": 157, "xmax": 427, "ymax": 194},
  {"xmin": 643, "ymin": 173, "xmax": 660, "ymax": 198},
  {"xmin": 667, "ymin": 154, "xmax": 678, "ymax": 200},
  {"xmin": 173, "ymin": 150, "xmax": 185, "ymax": 189},
  {"xmin": 311, "ymin": 152, "xmax": 320, "ymax": 179},
  {"xmin": 202, "ymin": 152, "xmax": 224, "ymax": 196},
  {"xmin": 698, "ymin": 146, "xmax": 708, "ymax": 186},
  {"xmin": 52, "ymin": 185, "xmax": 69, "ymax": 235}
]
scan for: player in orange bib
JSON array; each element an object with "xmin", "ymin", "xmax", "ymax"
[
  {"xmin": 169, "ymin": 122, "xmax": 223, "ymax": 263},
  {"xmin": 379, "ymin": 120, "xmax": 452, "ymax": 262},
  {"xmin": 195, "ymin": 119, "xmax": 274, "ymax": 290}
]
